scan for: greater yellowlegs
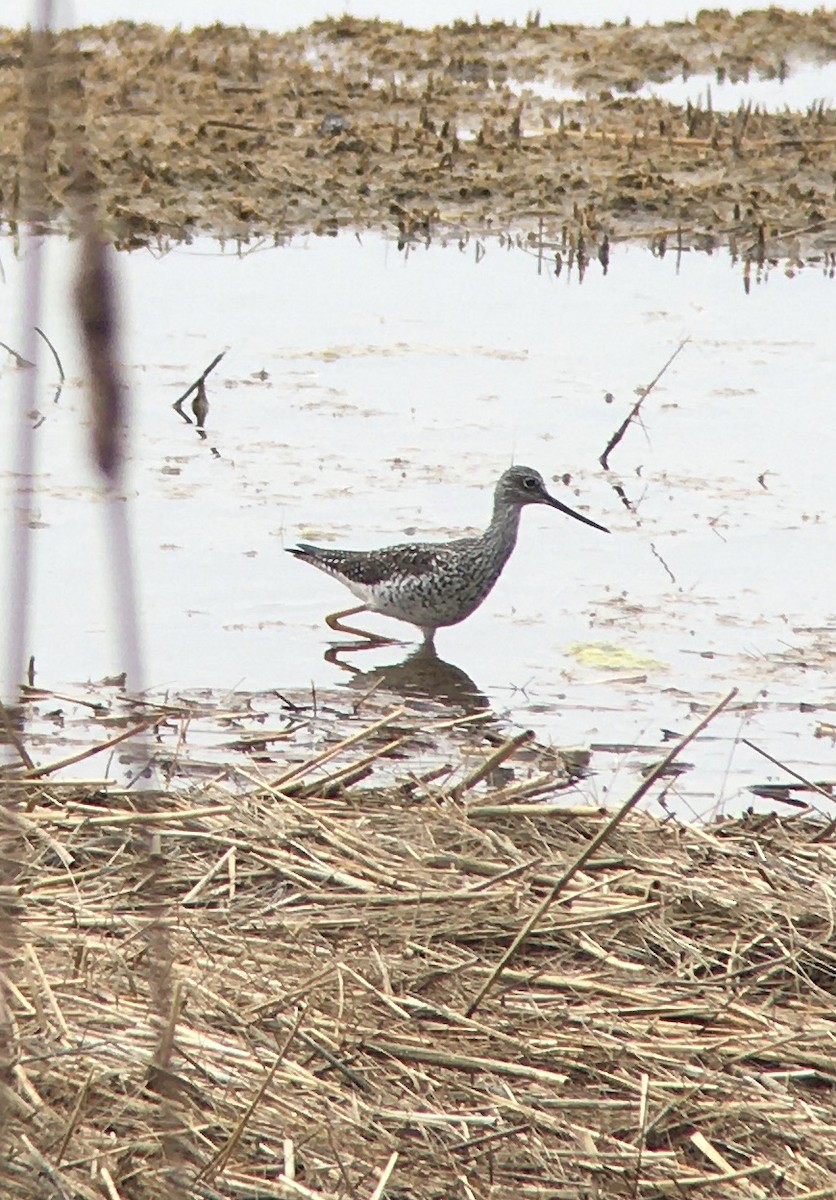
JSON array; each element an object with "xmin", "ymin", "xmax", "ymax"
[{"xmin": 288, "ymin": 465, "xmax": 608, "ymax": 646}]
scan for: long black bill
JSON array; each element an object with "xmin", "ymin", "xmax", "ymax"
[{"xmin": 545, "ymin": 493, "xmax": 609, "ymax": 534}]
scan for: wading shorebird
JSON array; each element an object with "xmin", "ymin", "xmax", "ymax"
[{"xmin": 287, "ymin": 465, "xmax": 608, "ymax": 647}]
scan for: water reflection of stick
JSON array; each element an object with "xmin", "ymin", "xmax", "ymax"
[{"xmin": 599, "ymin": 337, "xmax": 690, "ymax": 469}]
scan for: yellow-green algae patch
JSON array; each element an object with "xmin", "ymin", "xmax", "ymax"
[{"xmin": 566, "ymin": 640, "xmax": 669, "ymax": 672}]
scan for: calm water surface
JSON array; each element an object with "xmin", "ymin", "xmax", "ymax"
[{"xmin": 0, "ymin": 231, "xmax": 833, "ymax": 815}]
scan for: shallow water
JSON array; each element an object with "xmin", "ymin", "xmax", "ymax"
[
  {"xmin": 514, "ymin": 60, "xmax": 836, "ymax": 112},
  {"xmin": 1, "ymin": 231, "xmax": 834, "ymax": 815},
  {"xmin": 635, "ymin": 61, "xmax": 836, "ymax": 111}
]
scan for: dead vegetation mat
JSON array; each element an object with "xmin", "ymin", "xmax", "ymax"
[
  {"xmin": 2, "ymin": 699, "xmax": 836, "ymax": 1199},
  {"xmin": 0, "ymin": 12, "xmax": 834, "ymax": 259}
]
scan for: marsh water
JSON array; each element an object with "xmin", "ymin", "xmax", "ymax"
[{"xmin": 0, "ymin": 230, "xmax": 833, "ymax": 816}]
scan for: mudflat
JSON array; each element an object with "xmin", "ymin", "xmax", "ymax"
[{"xmin": 0, "ymin": 10, "xmax": 834, "ymax": 258}]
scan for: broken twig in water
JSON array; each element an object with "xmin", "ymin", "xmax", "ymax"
[
  {"xmin": 452, "ymin": 728, "xmax": 534, "ymax": 798},
  {"xmin": 599, "ymin": 337, "xmax": 690, "ymax": 469},
  {"xmin": 0, "ymin": 340, "xmax": 35, "ymax": 369},
  {"xmin": 0, "ymin": 700, "xmax": 35, "ymax": 770},
  {"xmin": 464, "ymin": 685, "xmax": 739, "ymax": 1017},
  {"xmin": 741, "ymin": 737, "xmax": 836, "ymax": 843},
  {"xmin": 34, "ymin": 326, "xmax": 65, "ymax": 382},
  {"xmin": 173, "ymin": 351, "xmax": 225, "ymax": 426},
  {"xmin": 2, "ymin": 718, "xmax": 159, "ymax": 780}
]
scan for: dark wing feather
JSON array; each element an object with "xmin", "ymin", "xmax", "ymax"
[{"xmin": 287, "ymin": 540, "xmax": 467, "ymax": 586}]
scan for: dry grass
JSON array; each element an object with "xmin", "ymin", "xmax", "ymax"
[
  {"xmin": 2, "ymin": 692, "xmax": 836, "ymax": 1199},
  {"xmin": 4, "ymin": 14, "xmax": 835, "ymax": 1198},
  {"xmin": 1, "ymin": 18, "xmax": 835, "ymax": 256}
]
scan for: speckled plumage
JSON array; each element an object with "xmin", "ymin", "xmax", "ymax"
[{"xmin": 288, "ymin": 466, "xmax": 608, "ymax": 643}]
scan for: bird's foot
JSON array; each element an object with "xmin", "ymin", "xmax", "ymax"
[{"xmin": 324, "ymin": 605, "xmax": 402, "ymax": 647}]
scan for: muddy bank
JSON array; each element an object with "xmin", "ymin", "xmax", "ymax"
[{"xmin": 0, "ymin": 10, "xmax": 834, "ymax": 256}]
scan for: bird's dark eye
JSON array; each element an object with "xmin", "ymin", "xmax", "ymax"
[{"xmin": 523, "ymin": 477, "xmax": 538, "ymax": 490}]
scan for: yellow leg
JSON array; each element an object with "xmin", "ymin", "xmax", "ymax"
[{"xmin": 324, "ymin": 605, "xmax": 401, "ymax": 646}]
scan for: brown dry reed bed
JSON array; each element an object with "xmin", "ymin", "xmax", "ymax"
[
  {"xmin": 2, "ymin": 690, "xmax": 836, "ymax": 1199},
  {"xmin": 0, "ymin": 15, "xmax": 835, "ymax": 260}
]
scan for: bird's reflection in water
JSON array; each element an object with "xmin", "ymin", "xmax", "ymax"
[{"xmin": 325, "ymin": 640, "xmax": 490, "ymax": 714}]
